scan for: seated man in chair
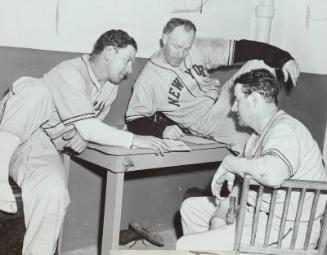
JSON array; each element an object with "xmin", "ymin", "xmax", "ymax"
[{"xmin": 177, "ymin": 67, "xmax": 327, "ymax": 250}]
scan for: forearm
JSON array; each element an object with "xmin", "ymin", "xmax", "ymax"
[
  {"xmin": 74, "ymin": 118, "xmax": 133, "ymax": 148},
  {"xmin": 234, "ymin": 39, "xmax": 293, "ymax": 68},
  {"xmin": 126, "ymin": 113, "xmax": 176, "ymax": 138},
  {"xmin": 223, "ymin": 155, "xmax": 290, "ymax": 187}
]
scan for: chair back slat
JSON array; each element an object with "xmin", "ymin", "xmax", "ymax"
[
  {"xmin": 277, "ymin": 187, "xmax": 292, "ymax": 248},
  {"xmin": 280, "ymin": 180, "xmax": 327, "ymax": 190},
  {"xmin": 264, "ymin": 189, "xmax": 277, "ymax": 247},
  {"xmin": 234, "ymin": 174, "xmax": 327, "ymax": 255},
  {"xmin": 290, "ymin": 188, "xmax": 306, "ymax": 249},
  {"xmin": 250, "ymin": 185, "xmax": 264, "ymax": 245},
  {"xmin": 234, "ymin": 174, "xmax": 251, "ymax": 250},
  {"xmin": 304, "ymin": 190, "xmax": 321, "ymax": 250}
]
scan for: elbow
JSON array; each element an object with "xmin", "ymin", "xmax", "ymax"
[
  {"xmin": 261, "ymin": 174, "xmax": 284, "ymax": 188},
  {"xmin": 266, "ymin": 179, "xmax": 283, "ymax": 189},
  {"xmin": 74, "ymin": 121, "xmax": 93, "ymax": 141},
  {"xmin": 77, "ymin": 129, "xmax": 91, "ymax": 141}
]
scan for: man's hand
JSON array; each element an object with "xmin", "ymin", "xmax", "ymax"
[
  {"xmin": 282, "ymin": 59, "xmax": 300, "ymax": 86},
  {"xmin": 211, "ymin": 165, "xmax": 235, "ymax": 198},
  {"xmin": 66, "ymin": 132, "xmax": 88, "ymax": 153},
  {"xmin": 132, "ymin": 135, "xmax": 170, "ymax": 156},
  {"xmin": 162, "ymin": 125, "xmax": 184, "ymax": 140}
]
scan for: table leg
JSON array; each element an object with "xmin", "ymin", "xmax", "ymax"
[{"xmin": 101, "ymin": 171, "xmax": 124, "ymax": 255}]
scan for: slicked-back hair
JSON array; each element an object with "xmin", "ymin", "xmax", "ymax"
[
  {"xmin": 163, "ymin": 18, "xmax": 197, "ymax": 35},
  {"xmin": 234, "ymin": 68, "xmax": 281, "ymax": 105},
  {"xmin": 91, "ymin": 29, "xmax": 137, "ymax": 56}
]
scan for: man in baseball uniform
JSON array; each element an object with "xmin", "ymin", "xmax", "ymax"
[
  {"xmin": 0, "ymin": 29, "xmax": 168, "ymax": 255},
  {"xmin": 176, "ymin": 68, "xmax": 326, "ymax": 250},
  {"xmin": 126, "ymin": 18, "xmax": 300, "ymax": 153}
]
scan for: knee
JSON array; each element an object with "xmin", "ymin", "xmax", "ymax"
[
  {"xmin": 175, "ymin": 236, "xmax": 185, "ymax": 250},
  {"xmin": 180, "ymin": 197, "xmax": 195, "ymax": 218},
  {"xmin": 176, "ymin": 235, "xmax": 192, "ymax": 250},
  {"xmin": 180, "ymin": 197, "xmax": 203, "ymax": 219},
  {"xmin": 28, "ymin": 81, "xmax": 51, "ymax": 105}
]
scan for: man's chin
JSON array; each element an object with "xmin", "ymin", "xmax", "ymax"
[
  {"xmin": 110, "ymin": 76, "xmax": 127, "ymax": 85},
  {"xmin": 237, "ymin": 119, "xmax": 246, "ymax": 127},
  {"xmin": 169, "ymin": 60, "xmax": 182, "ymax": 67}
]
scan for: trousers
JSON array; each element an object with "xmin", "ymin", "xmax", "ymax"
[
  {"xmin": 1, "ymin": 77, "xmax": 70, "ymax": 255},
  {"xmin": 177, "ymin": 196, "xmax": 321, "ymax": 251}
]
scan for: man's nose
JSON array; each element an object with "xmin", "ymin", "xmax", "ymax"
[
  {"xmin": 177, "ymin": 49, "xmax": 184, "ymax": 58},
  {"xmin": 126, "ymin": 63, "xmax": 133, "ymax": 74},
  {"xmin": 231, "ymin": 102, "xmax": 237, "ymax": 112}
]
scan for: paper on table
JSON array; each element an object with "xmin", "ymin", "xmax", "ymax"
[
  {"xmin": 180, "ymin": 135, "xmax": 217, "ymax": 145},
  {"xmin": 163, "ymin": 139, "xmax": 191, "ymax": 151}
]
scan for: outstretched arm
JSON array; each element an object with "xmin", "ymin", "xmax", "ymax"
[
  {"xmin": 234, "ymin": 40, "xmax": 300, "ymax": 85},
  {"xmin": 195, "ymin": 37, "xmax": 300, "ymax": 85},
  {"xmin": 74, "ymin": 118, "xmax": 170, "ymax": 155}
]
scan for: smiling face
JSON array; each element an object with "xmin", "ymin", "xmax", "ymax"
[
  {"xmin": 231, "ymin": 83, "xmax": 255, "ymax": 128},
  {"xmin": 161, "ymin": 25, "xmax": 195, "ymax": 67},
  {"xmin": 105, "ymin": 45, "xmax": 136, "ymax": 84}
]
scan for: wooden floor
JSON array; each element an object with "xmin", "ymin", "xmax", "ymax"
[
  {"xmin": 62, "ymin": 229, "xmax": 178, "ymax": 255},
  {"xmin": 111, "ymin": 251, "xmax": 234, "ymax": 255}
]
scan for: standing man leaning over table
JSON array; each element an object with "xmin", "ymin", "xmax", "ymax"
[
  {"xmin": 126, "ymin": 17, "xmax": 300, "ymax": 153},
  {"xmin": 0, "ymin": 29, "xmax": 168, "ymax": 255}
]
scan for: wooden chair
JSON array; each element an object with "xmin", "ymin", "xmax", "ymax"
[{"xmin": 233, "ymin": 175, "xmax": 327, "ymax": 255}]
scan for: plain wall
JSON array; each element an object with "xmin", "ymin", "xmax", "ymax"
[{"xmin": 0, "ymin": 0, "xmax": 326, "ymax": 74}]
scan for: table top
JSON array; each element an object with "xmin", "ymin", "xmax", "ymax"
[
  {"xmin": 75, "ymin": 140, "xmax": 230, "ymax": 173},
  {"xmin": 86, "ymin": 140, "xmax": 227, "ymax": 155}
]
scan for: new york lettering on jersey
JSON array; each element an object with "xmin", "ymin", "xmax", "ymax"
[{"xmin": 167, "ymin": 63, "xmax": 210, "ymax": 107}]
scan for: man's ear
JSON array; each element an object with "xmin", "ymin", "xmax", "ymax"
[
  {"xmin": 162, "ymin": 34, "xmax": 168, "ymax": 46},
  {"xmin": 104, "ymin": 45, "xmax": 116, "ymax": 61},
  {"xmin": 251, "ymin": 91, "xmax": 262, "ymax": 108}
]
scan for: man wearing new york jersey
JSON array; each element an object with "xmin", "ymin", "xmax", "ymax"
[
  {"xmin": 126, "ymin": 18, "xmax": 300, "ymax": 153},
  {"xmin": 0, "ymin": 30, "xmax": 168, "ymax": 255},
  {"xmin": 176, "ymin": 68, "xmax": 326, "ymax": 250}
]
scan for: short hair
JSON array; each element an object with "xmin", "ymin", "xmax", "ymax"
[
  {"xmin": 163, "ymin": 18, "xmax": 197, "ymax": 34},
  {"xmin": 91, "ymin": 29, "xmax": 137, "ymax": 56},
  {"xmin": 234, "ymin": 68, "xmax": 281, "ymax": 105}
]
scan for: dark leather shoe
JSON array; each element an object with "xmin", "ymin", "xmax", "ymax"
[
  {"xmin": 129, "ymin": 221, "xmax": 165, "ymax": 247},
  {"xmin": 119, "ymin": 228, "xmax": 143, "ymax": 246}
]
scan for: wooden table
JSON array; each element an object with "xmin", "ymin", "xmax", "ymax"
[{"xmin": 74, "ymin": 142, "xmax": 230, "ymax": 255}]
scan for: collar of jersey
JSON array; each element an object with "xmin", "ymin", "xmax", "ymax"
[
  {"xmin": 244, "ymin": 110, "xmax": 286, "ymax": 157},
  {"xmin": 149, "ymin": 50, "xmax": 183, "ymax": 72},
  {"xmin": 82, "ymin": 54, "xmax": 102, "ymax": 90}
]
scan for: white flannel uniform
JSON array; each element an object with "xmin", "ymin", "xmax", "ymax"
[
  {"xmin": 0, "ymin": 55, "xmax": 133, "ymax": 255},
  {"xmin": 177, "ymin": 111, "xmax": 326, "ymax": 250},
  {"xmin": 126, "ymin": 39, "xmax": 270, "ymax": 152}
]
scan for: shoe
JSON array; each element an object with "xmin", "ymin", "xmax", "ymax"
[
  {"xmin": 119, "ymin": 228, "xmax": 143, "ymax": 246},
  {"xmin": 129, "ymin": 221, "xmax": 165, "ymax": 247}
]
